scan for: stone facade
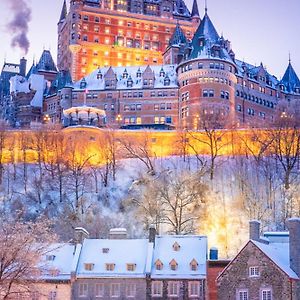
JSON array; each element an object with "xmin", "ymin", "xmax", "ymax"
[{"xmin": 217, "ymin": 241, "xmax": 298, "ymax": 300}]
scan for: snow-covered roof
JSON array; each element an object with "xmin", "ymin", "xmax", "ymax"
[
  {"xmin": 151, "ymin": 235, "xmax": 207, "ymax": 279},
  {"xmin": 76, "ymin": 238, "xmax": 150, "ymax": 278},
  {"xmin": 252, "ymin": 240, "xmax": 299, "ymax": 280},
  {"xmin": 72, "ymin": 64, "xmax": 178, "ymax": 91},
  {"xmin": 2, "ymin": 63, "xmax": 20, "ymax": 74},
  {"xmin": 41, "ymin": 243, "xmax": 78, "ymax": 281}
]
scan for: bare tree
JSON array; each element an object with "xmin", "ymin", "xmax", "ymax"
[
  {"xmin": 128, "ymin": 170, "xmax": 207, "ymax": 234},
  {"xmin": 118, "ymin": 132, "xmax": 156, "ymax": 175},
  {"xmin": 0, "ymin": 218, "xmax": 56, "ymax": 299}
]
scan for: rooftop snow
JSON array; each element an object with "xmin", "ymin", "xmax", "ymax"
[
  {"xmin": 72, "ymin": 65, "xmax": 178, "ymax": 91},
  {"xmin": 76, "ymin": 238, "xmax": 149, "ymax": 278},
  {"xmin": 252, "ymin": 240, "xmax": 299, "ymax": 280},
  {"xmin": 151, "ymin": 235, "xmax": 207, "ymax": 279}
]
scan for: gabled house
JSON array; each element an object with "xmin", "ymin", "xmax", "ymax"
[{"xmin": 217, "ymin": 219, "xmax": 300, "ymax": 300}]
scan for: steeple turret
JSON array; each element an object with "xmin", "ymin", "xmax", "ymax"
[
  {"xmin": 59, "ymin": 0, "xmax": 67, "ymax": 23},
  {"xmin": 280, "ymin": 60, "xmax": 300, "ymax": 93},
  {"xmin": 191, "ymin": 0, "xmax": 200, "ymax": 17}
]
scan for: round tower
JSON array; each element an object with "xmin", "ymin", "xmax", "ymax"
[{"xmin": 177, "ymin": 11, "xmax": 237, "ymax": 130}]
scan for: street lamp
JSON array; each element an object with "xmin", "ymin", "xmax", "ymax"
[
  {"xmin": 116, "ymin": 114, "xmax": 122, "ymax": 127},
  {"xmin": 43, "ymin": 114, "xmax": 50, "ymax": 124}
]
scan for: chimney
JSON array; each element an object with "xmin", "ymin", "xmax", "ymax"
[
  {"xmin": 19, "ymin": 57, "xmax": 27, "ymax": 77},
  {"xmin": 74, "ymin": 227, "xmax": 89, "ymax": 244},
  {"xmin": 249, "ymin": 220, "xmax": 260, "ymax": 241},
  {"xmin": 288, "ymin": 218, "xmax": 300, "ymax": 277},
  {"xmin": 149, "ymin": 224, "xmax": 156, "ymax": 245},
  {"xmin": 109, "ymin": 228, "xmax": 127, "ymax": 239},
  {"xmin": 209, "ymin": 247, "xmax": 219, "ymax": 260}
]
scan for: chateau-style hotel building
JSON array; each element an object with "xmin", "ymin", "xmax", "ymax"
[{"xmin": 15, "ymin": 0, "xmax": 300, "ymax": 129}]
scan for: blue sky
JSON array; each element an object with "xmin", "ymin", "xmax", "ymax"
[{"xmin": 0, "ymin": 0, "xmax": 299, "ymax": 78}]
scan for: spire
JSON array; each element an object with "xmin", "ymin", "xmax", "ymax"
[
  {"xmin": 191, "ymin": 0, "xmax": 200, "ymax": 17},
  {"xmin": 59, "ymin": 0, "xmax": 67, "ymax": 23},
  {"xmin": 281, "ymin": 60, "xmax": 300, "ymax": 93},
  {"xmin": 169, "ymin": 23, "xmax": 187, "ymax": 46},
  {"xmin": 205, "ymin": 0, "xmax": 208, "ymax": 14}
]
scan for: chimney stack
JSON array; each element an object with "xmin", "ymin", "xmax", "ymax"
[
  {"xmin": 288, "ymin": 218, "xmax": 300, "ymax": 277},
  {"xmin": 109, "ymin": 228, "xmax": 127, "ymax": 239},
  {"xmin": 74, "ymin": 227, "xmax": 89, "ymax": 244},
  {"xmin": 249, "ymin": 220, "xmax": 260, "ymax": 241},
  {"xmin": 19, "ymin": 57, "xmax": 27, "ymax": 77},
  {"xmin": 149, "ymin": 224, "xmax": 156, "ymax": 245}
]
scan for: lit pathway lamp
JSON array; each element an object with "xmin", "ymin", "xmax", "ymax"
[{"xmin": 116, "ymin": 114, "xmax": 122, "ymax": 128}]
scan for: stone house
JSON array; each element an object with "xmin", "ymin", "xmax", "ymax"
[{"xmin": 217, "ymin": 219, "xmax": 300, "ymax": 300}]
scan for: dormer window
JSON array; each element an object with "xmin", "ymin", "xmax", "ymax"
[
  {"xmin": 106, "ymin": 263, "xmax": 115, "ymax": 271},
  {"xmin": 122, "ymin": 69, "xmax": 128, "ymax": 79},
  {"xmin": 102, "ymin": 248, "xmax": 109, "ymax": 253},
  {"xmin": 190, "ymin": 259, "xmax": 198, "ymax": 271},
  {"xmin": 127, "ymin": 76, "xmax": 133, "ymax": 88},
  {"xmin": 84, "ymin": 263, "xmax": 95, "ymax": 271},
  {"xmin": 46, "ymin": 255, "xmax": 56, "ymax": 261},
  {"xmin": 164, "ymin": 76, "xmax": 170, "ymax": 86},
  {"xmin": 172, "ymin": 242, "xmax": 180, "ymax": 251},
  {"xmin": 126, "ymin": 263, "xmax": 136, "ymax": 271},
  {"xmin": 136, "ymin": 68, "xmax": 142, "ymax": 78},
  {"xmin": 159, "ymin": 68, "xmax": 165, "ymax": 77},
  {"xmin": 97, "ymin": 71, "xmax": 102, "ymax": 80},
  {"xmin": 80, "ymin": 78, "xmax": 87, "ymax": 89},
  {"xmin": 169, "ymin": 259, "xmax": 178, "ymax": 271},
  {"xmin": 155, "ymin": 259, "xmax": 163, "ymax": 270}
]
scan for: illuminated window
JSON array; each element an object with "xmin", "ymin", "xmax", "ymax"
[
  {"xmin": 118, "ymin": 20, "xmax": 124, "ymax": 25},
  {"xmin": 105, "ymin": 38, "xmax": 110, "ymax": 44},
  {"xmin": 105, "ymin": 18, "xmax": 110, "ymax": 24},
  {"xmin": 105, "ymin": 27, "xmax": 110, "ymax": 34},
  {"xmin": 136, "ymin": 117, "xmax": 141, "ymax": 124},
  {"xmin": 154, "ymin": 116, "xmax": 159, "ymax": 124}
]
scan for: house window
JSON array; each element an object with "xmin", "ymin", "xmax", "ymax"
[
  {"xmin": 189, "ymin": 281, "xmax": 200, "ymax": 297},
  {"xmin": 136, "ymin": 117, "xmax": 142, "ymax": 125},
  {"xmin": 48, "ymin": 291, "xmax": 57, "ymax": 300},
  {"xmin": 95, "ymin": 284, "xmax": 104, "ymax": 297},
  {"xmin": 152, "ymin": 281, "xmax": 163, "ymax": 297},
  {"xmin": 168, "ymin": 282, "xmax": 179, "ymax": 297},
  {"xmin": 238, "ymin": 290, "xmax": 248, "ymax": 300},
  {"xmin": 126, "ymin": 284, "xmax": 136, "ymax": 297},
  {"xmin": 127, "ymin": 263, "xmax": 136, "ymax": 271},
  {"xmin": 166, "ymin": 103, "xmax": 171, "ymax": 110},
  {"xmin": 79, "ymin": 283, "xmax": 88, "ymax": 297},
  {"xmin": 46, "ymin": 255, "xmax": 56, "ymax": 261},
  {"xmin": 111, "ymin": 283, "xmax": 120, "ymax": 297},
  {"xmin": 249, "ymin": 266, "xmax": 260, "ymax": 277},
  {"xmin": 84, "ymin": 263, "xmax": 94, "ymax": 271},
  {"xmin": 136, "ymin": 104, "xmax": 142, "ymax": 111},
  {"xmin": 106, "ymin": 263, "xmax": 115, "ymax": 271},
  {"xmin": 261, "ymin": 289, "xmax": 272, "ymax": 300},
  {"xmin": 154, "ymin": 116, "xmax": 160, "ymax": 124},
  {"xmin": 203, "ymin": 90, "xmax": 208, "ymax": 97}
]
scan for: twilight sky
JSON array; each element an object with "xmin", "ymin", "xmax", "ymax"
[{"xmin": 0, "ymin": 0, "xmax": 299, "ymax": 79}]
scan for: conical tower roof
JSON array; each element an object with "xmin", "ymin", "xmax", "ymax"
[
  {"xmin": 36, "ymin": 50, "xmax": 58, "ymax": 73},
  {"xmin": 281, "ymin": 61, "xmax": 300, "ymax": 93},
  {"xmin": 169, "ymin": 23, "xmax": 187, "ymax": 46},
  {"xmin": 191, "ymin": 0, "xmax": 200, "ymax": 17},
  {"xmin": 59, "ymin": 0, "xmax": 67, "ymax": 23}
]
